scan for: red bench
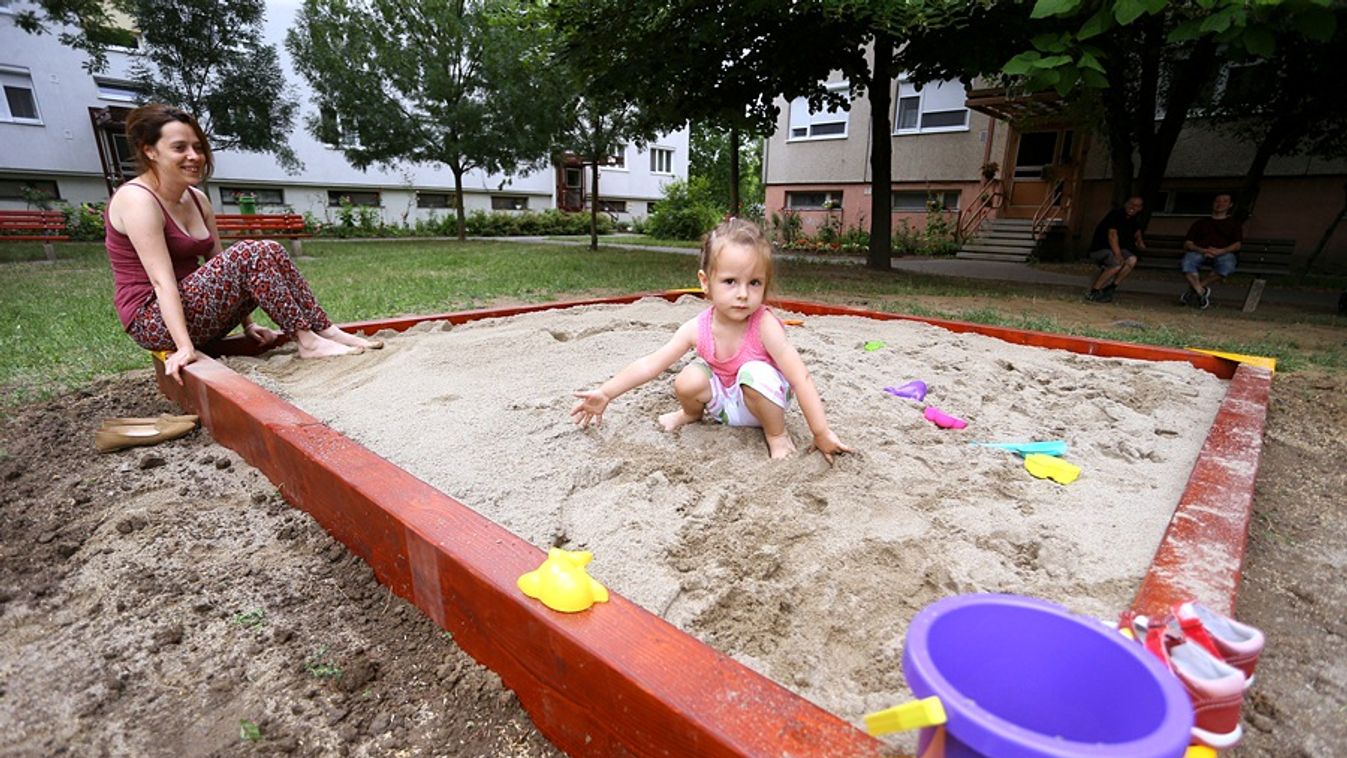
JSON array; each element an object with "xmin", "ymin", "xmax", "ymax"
[
  {"xmin": 215, "ymin": 213, "xmax": 312, "ymax": 256},
  {"xmin": 0, "ymin": 210, "xmax": 69, "ymax": 261}
]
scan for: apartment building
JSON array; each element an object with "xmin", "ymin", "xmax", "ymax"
[{"xmin": 0, "ymin": 0, "xmax": 687, "ymax": 222}]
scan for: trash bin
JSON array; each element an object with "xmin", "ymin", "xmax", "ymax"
[{"xmin": 239, "ymin": 193, "xmax": 257, "ymax": 215}]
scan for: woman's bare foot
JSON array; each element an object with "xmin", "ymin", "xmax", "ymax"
[
  {"xmin": 319, "ymin": 326, "xmax": 383, "ymax": 350},
  {"xmin": 764, "ymin": 431, "xmax": 796, "ymax": 459},
  {"xmin": 659, "ymin": 408, "xmax": 701, "ymax": 432},
  {"xmin": 295, "ymin": 332, "xmax": 361, "ymax": 359}
]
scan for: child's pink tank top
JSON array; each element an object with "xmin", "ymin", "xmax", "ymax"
[{"xmin": 695, "ymin": 306, "xmax": 780, "ymax": 388}]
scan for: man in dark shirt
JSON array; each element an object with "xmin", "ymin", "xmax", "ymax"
[
  {"xmin": 1086, "ymin": 196, "xmax": 1146, "ymax": 302},
  {"xmin": 1180, "ymin": 193, "xmax": 1243, "ymax": 309}
]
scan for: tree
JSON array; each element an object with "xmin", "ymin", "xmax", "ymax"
[
  {"xmin": 985, "ymin": 0, "xmax": 1339, "ymax": 206},
  {"xmin": 287, "ymin": 0, "xmax": 565, "ymax": 239},
  {"xmin": 17, "ymin": 0, "xmax": 301, "ymax": 171},
  {"xmin": 551, "ymin": 2, "xmax": 889, "ymax": 260},
  {"xmin": 689, "ymin": 123, "xmax": 764, "ymax": 215},
  {"xmin": 552, "ymin": 95, "xmax": 654, "ymax": 250}
]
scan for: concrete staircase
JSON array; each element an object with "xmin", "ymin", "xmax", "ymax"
[{"xmin": 956, "ymin": 218, "xmax": 1064, "ymax": 263}]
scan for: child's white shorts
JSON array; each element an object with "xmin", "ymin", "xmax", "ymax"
[{"xmin": 697, "ymin": 359, "xmax": 792, "ymax": 427}]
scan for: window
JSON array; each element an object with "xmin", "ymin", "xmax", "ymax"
[
  {"xmin": 0, "ymin": 67, "xmax": 42, "ymax": 124},
  {"xmin": 1151, "ymin": 189, "xmax": 1226, "ymax": 217},
  {"xmin": 650, "ymin": 147, "xmax": 674, "ymax": 174},
  {"xmin": 598, "ymin": 199, "xmax": 627, "ymax": 213},
  {"xmin": 786, "ymin": 191, "xmax": 843, "ymax": 210},
  {"xmin": 646, "ymin": 201, "xmax": 658, "ymax": 214},
  {"xmin": 603, "ymin": 146, "xmax": 626, "ymax": 169},
  {"xmin": 788, "ymin": 80, "xmax": 850, "ymax": 140},
  {"xmin": 892, "ymin": 190, "xmax": 960, "ymax": 212},
  {"xmin": 491, "ymin": 195, "xmax": 529, "ymax": 211},
  {"xmin": 894, "ymin": 79, "xmax": 968, "ymax": 135},
  {"xmin": 328, "ymin": 190, "xmax": 380, "ymax": 207},
  {"xmin": 0, "ymin": 178, "xmax": 61, "ymax": 202},
  {"xmin": 220, "ymin": 187, "xmax": 284, "ymax": 206},
  {"xmin": 94, "ymin": 77, "xmax": 143, "ymax": 103},
  {"xmin": 418, "ymin": 192, "xmax": 457, "ymax": 209},
  {"xmin": 318, "ymin": 104, "xmax": 359, "ymax": 148}
]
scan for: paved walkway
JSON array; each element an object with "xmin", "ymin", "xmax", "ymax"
[{"xmin": 504, "ymin": 236, "xmax": 1342, "ymax": 313}]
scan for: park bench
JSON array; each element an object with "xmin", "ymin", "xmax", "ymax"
[
  {"xmin": 1130, "ymin": 232, "xmax": 1296, "ymax": 313},
  {"xmin": 215, "ymin": 213, "xmax": 311, "ymax": 256},
  {"xmin": 0, "ymin": 210, "xmax": 69, "ymax": 261}
]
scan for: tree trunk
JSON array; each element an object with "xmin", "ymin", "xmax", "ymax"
[
  {"xmin": 590, "ymin": 160, "xmax": 600, "ymax": 251},
  {"xmin": 1299, "ymin": 178, "xmax": 1347, "ymax": 275},
  {"xmin": 729, "ymin": 124, "xmax": 741, "ymax": 216},
  {"xmin": 867, "ymin": 32, "xmax": 894, "ymax": 271},
  {"xmin": 1138, "ymin": 39, "xmax": 1218, "ymax": 212},
  {"xmin": 1099, "ymin": 44, "xmax": 1136, "ymax": 206},
  {"xmin": 452, "ymin": 165, "xmax": 466, "ymax": 241},
  {"xmin": 1237, "ymin": 118, "xmax": 1295, "ymax": 221}
]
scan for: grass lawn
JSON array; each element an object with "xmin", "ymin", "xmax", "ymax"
[
  {"xmin": 546, "ymin": 234, "xmax": 702, "ymax": 249},
  {"xmin": 3, "ymin": 238, "xmax": 1343, "ymax": 408}
]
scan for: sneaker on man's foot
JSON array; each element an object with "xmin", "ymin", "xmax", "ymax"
[
  {"xmin": 1144, "ymin": 619, "xmax": 1247, "ymax": 749},
  {"xmin": 1199, "ymin": 287, "xmax": 1212, "ymax": 310},
  {"xmin": 1085, "ymin": 289, "xmax": 1103, "ymax": 302},
  {"xmin": 1180, "ymin": 288, "xmax": 1196, "ymax": 306},
  {"xmin": 1174, "ymin": 601, "xmax": 1264, "ymax": 688}
]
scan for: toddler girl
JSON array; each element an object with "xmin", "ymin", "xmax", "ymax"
[{"xmin": 570, "ymin": 219, "xmax": 851, "ymax": 463}]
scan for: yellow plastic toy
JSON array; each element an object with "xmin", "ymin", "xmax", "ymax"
[
  {"xmin": 863, "ymin": 696, "xmax": 947, "ymax": 736},
  {"xmin": 1024, "ymin": 453, "xmax": 1081, "ymax": 485},
  {"xmin": 517, "ymin": 548, "xmax": 609, "ymax": 613},
  {"xmin": 1184, "ymin": 747, "xmax": 1218, "ymax": 758}
]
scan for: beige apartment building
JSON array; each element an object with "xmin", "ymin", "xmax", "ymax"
[{"xmin": 764, "ymin": 75, "xmax": 1347, "ymax": 270}]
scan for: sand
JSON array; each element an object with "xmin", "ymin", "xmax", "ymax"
[{"xmin": 227, "ymin": 297, "xmax": 1228, "ymax": 726}]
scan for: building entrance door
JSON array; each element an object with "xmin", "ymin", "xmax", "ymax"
[{"xmin": 1004, "ymin": 129, "xmax": 1076, "ymax": 218}]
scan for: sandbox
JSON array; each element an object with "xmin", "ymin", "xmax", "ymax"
[{"xmin": 157, "ymin": 293, "xmax": 1272, "ymax": 757}]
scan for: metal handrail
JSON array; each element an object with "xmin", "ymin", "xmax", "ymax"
[
  {"xmin": 956, "ymin": 176, "xmax": 1003, "ymax": 243},
  {"xmin": 1031, "ymin": 178, "xmax": 1067, "ymax": 239}
]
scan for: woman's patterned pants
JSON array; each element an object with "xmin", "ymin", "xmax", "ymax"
[{"xmin": 127, "ymin": 239, "xmax": 333, "ymax": 351}]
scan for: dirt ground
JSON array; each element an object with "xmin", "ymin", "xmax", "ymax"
[{"xmin": 1, "ymin": 290, "xmax": 1344, "ymax": 757}]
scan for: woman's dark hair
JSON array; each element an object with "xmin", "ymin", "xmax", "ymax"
[{"xmin": 125, "ymin": 103, "xmax": 214, "ymax": 180}]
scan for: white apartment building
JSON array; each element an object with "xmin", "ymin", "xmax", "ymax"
[{"xmin": 0, "ymin": 0, "xmax": 687, "ymax": 222}]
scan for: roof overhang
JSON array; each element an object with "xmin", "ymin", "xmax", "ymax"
[{"xmin": 965, "ymin": 87, "xmax": 1067, "ymax": 123}]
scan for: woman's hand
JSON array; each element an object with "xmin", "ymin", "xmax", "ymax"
[
  {"xmin": 244, "ymin": 323, "xmax": 283, "ymax": 346},
  {"xmin": 163, "ymin": 346, "xmax": 198, "ymax": 385},
  {"xmin": 812, "ymin": 429, "xmax": 853, "ymax": 466},
  {"xmin": 570, "ymin": 389, "xmax": 611, "ymax": 427}
]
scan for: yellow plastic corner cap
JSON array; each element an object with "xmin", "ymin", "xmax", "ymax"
[
  {"xmin": 517, "ymin": 548, "xmax": 609, "ymax": 613},
  {"xmin": 863, "ymin": 696, "xmax": 947, "ymax": 736},
  {"xmin": 1186, "ymin": 347, "xmax": 1276, "ymax": 373}
]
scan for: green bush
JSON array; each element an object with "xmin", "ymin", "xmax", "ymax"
[
  {"xmin": 61, "ymin": 202, "xmax": 106, "ymax": 241},
  {"xmin": 462, "ymin": 209, "xmax": 611, "ymax": 237},
  {"xmin": 647, "ymin": 178, "xmax": 722, "ymax": 240}
]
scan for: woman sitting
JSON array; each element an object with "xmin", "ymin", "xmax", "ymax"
[{"xmin": 104, "ymin": 103, "xmax": 378, "ymax": 384}]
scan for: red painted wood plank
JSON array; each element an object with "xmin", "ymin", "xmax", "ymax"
[
  {"xmin": 156, "ymin": 355, "xmax": 887, "ymax": 758},
  {"xmin": 1129, "ymin": 363, "xmax": 1273, "ymax": 617}
]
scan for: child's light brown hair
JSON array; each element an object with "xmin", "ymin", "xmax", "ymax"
[{"xmin": 698, "ymin": 218, "xmax": 775, "ymax": 294}]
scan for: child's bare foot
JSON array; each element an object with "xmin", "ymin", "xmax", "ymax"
[
  {"xmin": 319, "ymin": 326, "xmax": 383, "ymax": 350},
  {"xmin": 297, "ymin": 334, "xmax": 361, "ymax": 359},
  {"xmin": 659, "ymin": 409, "xmax": 700, "ymax": 432},
  {"xmin": 765, "ymin": 431, "xmax": 796, "ymax": 459}
]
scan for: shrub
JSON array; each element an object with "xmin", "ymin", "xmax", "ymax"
[
  {"xmin": 647, "ymin": 178, "xmax": 722, "ymax": 240},
  {"xmin": 60, "ymin": 202, "xmax": 105, "ymax": 241}
]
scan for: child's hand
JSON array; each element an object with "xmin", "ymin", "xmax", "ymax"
[
  {"xmin": 812, "ymin": 429, "xmax": 853, "ymax": 466},
  {"xmin": 571, "ymin": 389, "xmax": 611, "ymax": 427}
]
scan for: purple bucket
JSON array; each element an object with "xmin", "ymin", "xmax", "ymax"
[{"xmin": 903, "ymin": 594, "xmax": 1192, "ymax": 758}]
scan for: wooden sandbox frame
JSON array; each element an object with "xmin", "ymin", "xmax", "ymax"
[{"xmin": 155, "ymin": 293, "xmax": 1272, "ymax": 757}]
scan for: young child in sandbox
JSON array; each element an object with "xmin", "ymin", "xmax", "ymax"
[{"xmin": 570, "ymin": 219, "xmax": 852, "ymax": 463}]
